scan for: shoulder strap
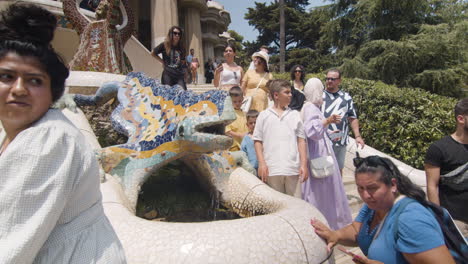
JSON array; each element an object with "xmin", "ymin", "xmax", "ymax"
[
  {"xmin": 322, "ymin": 134, "xmax": 332, "ymax": 156},
  {"xmin": 253, "ymin": 73, "xmax": 268, "ymax": 96},
  {"xmin": 441, "ymin": 162, "xmax": 468, "ymax": 178},
  {"xmin": 392, "ymin": 198, "xmax": 416, "ymax": 239},
  {"xmin": 425, "ymin": 202, "xmax": 468, "ymax": 263}
]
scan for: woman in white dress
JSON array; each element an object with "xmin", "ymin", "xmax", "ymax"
[
  {"xmin": 213, "ymin": 44, "xmax": 244, "ymax": 91},
  {"xmin": 0, "ymin": 3, "xmax": 126, "ymax": 263}
]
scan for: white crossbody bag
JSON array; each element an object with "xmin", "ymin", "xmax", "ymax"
[
  {"xmin": 309, "ymin": 135, "xmax": 335, "ymax": 178},
  {"xmin": 241, "ymin": 73, "xmax": 267, "ymax": 113}
]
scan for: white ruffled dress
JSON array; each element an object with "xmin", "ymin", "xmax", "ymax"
[{"xmin": 0, "ymin": 109, "xmax": 126, "ymax": 263}]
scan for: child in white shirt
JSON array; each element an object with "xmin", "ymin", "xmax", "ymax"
[{"xmin": 253, "ymin": 79, "xmax": 308, "ymax": 198}]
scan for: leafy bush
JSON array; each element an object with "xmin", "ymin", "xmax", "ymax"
[
  {"xmin": 340, "ymin": 78, "xmax": 457, "ymax": 169},
  {"xmin": 272, "ymin": 72, "xmax": 323, "ymax": 81}
]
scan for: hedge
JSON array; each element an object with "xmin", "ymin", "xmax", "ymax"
[{"xmin": 271, "ymin": 73, "xmax": 458, "ymax": 169}]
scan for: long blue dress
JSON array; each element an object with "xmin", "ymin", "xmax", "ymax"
[{"xmin": 302, "ymin": 103, "xmax": 352, "ymax": 230}]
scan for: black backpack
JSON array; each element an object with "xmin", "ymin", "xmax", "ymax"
[{"xmin": 393, "ymin": 198, "xmax": 468, "ymax": 264}]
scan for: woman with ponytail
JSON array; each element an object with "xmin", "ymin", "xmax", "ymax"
[
  {"xmin": 311, "ymin": 155, "xmax": 455, "ymax": 264},
  {"xmin": 0, "ymin": 3, "xmax": 126, "ymax": 263}
]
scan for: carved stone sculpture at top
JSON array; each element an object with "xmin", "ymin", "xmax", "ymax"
[{"xmin": 63, "ymin": 0, "xmax": 134, "ymax": 74}]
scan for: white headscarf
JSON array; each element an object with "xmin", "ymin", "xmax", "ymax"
[{"xmin": 304, "ymin": 78, "xmax": 324, "ymax": 107}]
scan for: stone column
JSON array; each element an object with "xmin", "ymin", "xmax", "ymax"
[
  {"xmin": 130, "ymin": 0, "xmax": 139, "ymax": 34},
  {"xmin": 184, "ymin": 8, "xmax": 205, "ymax": 83},
  {"xmin": 151, "ymin": 0, "xmax": 178, "ymax": 48},
  {"xmin": 203, "ymin": 41, "xmax": 215, "ymax": 63}
]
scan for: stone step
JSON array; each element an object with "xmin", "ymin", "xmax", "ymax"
[
  {"xmin": 334, "ymin": 166, "xmax": 363, "ymax": 264},
  {"xmin": 342, "ymin": 166, "xmax": 363, "ymax": 216},
  {"xmin": 187, "ymin": 84, "xmax": 216, "ymax": 94}
]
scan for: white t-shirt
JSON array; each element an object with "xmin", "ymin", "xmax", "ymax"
[{"xmin": 253, "ymin": 107, "xmax": 305, "ymax": 176}]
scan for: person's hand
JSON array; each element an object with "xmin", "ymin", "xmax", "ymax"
[
  {"xmin": 258, "ymin": 162, "xmax": 269, "ymax": 183},
  {"xmin": 329, "ymin": 130, "xmax": 342, "ymax": 142},
  {"xmin": 310, "ymin": 218, "xmax": 338, "ymax": 252},
  {"xmin": 215, "ymin": 63, "xmax": 223, "ymax": 74},
  {"xmin": 299, "ymin": 164, "xmax": 308, "ymax": 182},
  {"xmin": 351, "ymin": 254, "xmax": 383, "ymax": 264},
  {"xmin": 327, "ymin": 114, "xmax": 342, "ymax": 124},
  {"xmin": 355, "ymin": 136, "xmax": 365, "ymax": 149}
]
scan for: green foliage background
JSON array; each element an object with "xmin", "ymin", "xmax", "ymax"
[{"xmin": 242, "ymin": 0, "xmax": 468, "ymax": 98}]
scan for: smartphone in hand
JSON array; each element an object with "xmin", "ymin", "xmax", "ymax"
[{"xmin": 337, "ymin": 246, "xmax": 366, "ymax": 264}]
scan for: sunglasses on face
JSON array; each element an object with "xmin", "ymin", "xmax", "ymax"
[
  {"xmin": 325, "ymin": 77, "xmax": 339, "ymax": 81},
  {"xmin": 294, "ymin": 70, "xmax": 303, "ymax": 73},
  {"xmin": 353, "ymin": 153, "xmax": 393, "ymax": 172},
  {"xmin": 172, "ymin": 31, "xmax": 181, "ymax": 36}
]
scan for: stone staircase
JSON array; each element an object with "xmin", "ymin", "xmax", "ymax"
[
  {"xmin": 187, "ymin": 83, "xmax": 217, "ymax": 94},
  {"xmin": 334, "ymin": 166, "xmax": 364, "ymax": 264}
]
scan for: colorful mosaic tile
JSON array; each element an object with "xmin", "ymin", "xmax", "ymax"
[
  {"xmin": 62, "ymin": 0, "xmax": 134, "ymax": 74},
  {"xmin": 93, "ymin": 72, "xmax": 242, "ymax": 202}
]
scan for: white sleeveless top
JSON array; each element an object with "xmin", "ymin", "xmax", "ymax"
[{"xmin": 220, "ymin": 66, "xmax": 241, "ymax": 86}]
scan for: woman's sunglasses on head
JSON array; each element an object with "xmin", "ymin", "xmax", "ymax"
[{"xmin": 353, "ymin": 153, "xmax": 393, "ymax": 172}]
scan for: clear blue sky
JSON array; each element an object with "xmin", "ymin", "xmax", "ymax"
[{"xmin": 215, "ymin": 0, "xmax": 330, "ymax": 42}]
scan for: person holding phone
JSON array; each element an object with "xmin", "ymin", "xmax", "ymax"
[
  {"xmin": 301, "ymin": 78, "xmax": 352, "ymax": 231},
  {"xmin": 213, "ymin": 44, "xmax": 243, "ymax": 91},
  {"xmin": 321, "ymin": 69, "xmax": 364, "ymax": 176},
  {"xmin": 311, "ymin": 155, "xmax": 455, "ymax": 264}
]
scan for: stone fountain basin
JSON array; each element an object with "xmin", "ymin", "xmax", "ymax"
[
  {"xmin": 62, "ymin": 108, "xmax": 331, "ymax": 264},
  {"xmin": 102, "ymin": 169, "xmax": 330, "ymax": 263}
]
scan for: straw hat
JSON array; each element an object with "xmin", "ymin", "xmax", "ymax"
[{"xmin": 252, "ymin": 50, "xmax": 269, "ymax": 70}]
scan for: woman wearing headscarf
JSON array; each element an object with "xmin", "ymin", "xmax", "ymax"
[{"xmin": 301, "ymin": 78, "xmax": 352, "ymax": 230}]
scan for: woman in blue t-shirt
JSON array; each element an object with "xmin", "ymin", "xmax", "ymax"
[{"xmin": 311, "ymin": 155, "xmax": 455, "ymax": 264}]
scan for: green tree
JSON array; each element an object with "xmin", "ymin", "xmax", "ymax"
[
  {"xmin": 320, "ymin": 0, "xmax": 433, "ymax": 54},
  {"xmin": 244, "ymin": 0, "xmax": 310, "ymax": 49},
  {"xmin": 427, "ymin": 0, "xmax": 468, "ymax": 25},
  {"xmin": 227, "ymin": 30, "xmax": 249, "ymax": 68},
  {"xmin": 341, "ymin": 21, "xmax": 468, "ymax": 97}
]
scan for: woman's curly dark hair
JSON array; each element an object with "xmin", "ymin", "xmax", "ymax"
[{"xmin": 0, "ymin": 3, "xmax": 69, "ymax": 103}]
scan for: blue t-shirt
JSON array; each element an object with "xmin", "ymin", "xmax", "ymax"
[
  {"xmin": 355, "ymin": 198, "xmax": 445, "ymax": 264},
  {"xmin": 241, "ymin": 135, "xmax": 258, "ymax": 169}
]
